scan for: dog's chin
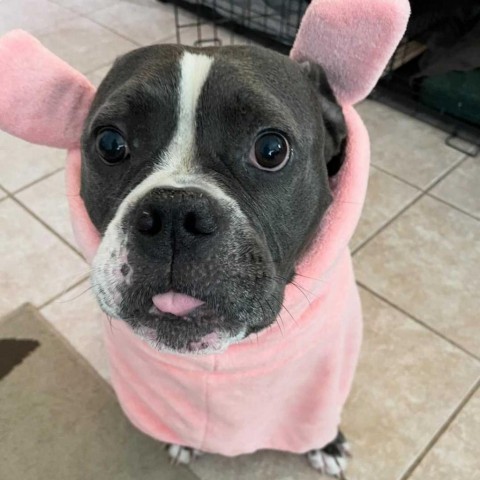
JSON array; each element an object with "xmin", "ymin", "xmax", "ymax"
[
  {"xmin": 114, "ymin": 303, "xmax": 249, "ymax": 355},
  {"xmin": 133, "ymin": 323, "xmax": 247, "ymax": 355}
]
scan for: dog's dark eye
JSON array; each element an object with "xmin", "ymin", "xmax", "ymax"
[
  {"xmin": 250, "ymin": 132, "xmax": 290, "ymax": 171},
  {"xmin": 96, "ymin": 128, "xmax": 129, "ymax": 165}
]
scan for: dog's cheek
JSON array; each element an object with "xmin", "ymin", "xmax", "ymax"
[{"xmin": 90, "ymin": 224, "xmax": 131, "ymax": 316}]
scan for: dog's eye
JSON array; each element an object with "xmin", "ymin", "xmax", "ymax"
[
  {"xmin": 250, "ymin": 131, "xmax": 290, "ymax": 171},
  {"xmin": 96, "ymin": 128, "xmax": 129, "ymax": 165}
]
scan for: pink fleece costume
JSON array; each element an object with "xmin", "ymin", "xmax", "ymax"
[{"xmin": 0, "ymin": 0, "xmax": 409, "ymax": 456}]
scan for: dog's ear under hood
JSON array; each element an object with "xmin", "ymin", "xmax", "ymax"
[
  {"xmin": 299, "ymin": 60, "xmax": 347, "ymax": 176},
  {"xmin": 0, "ymin": 29, "xmax": 95, "ymax": 149}
]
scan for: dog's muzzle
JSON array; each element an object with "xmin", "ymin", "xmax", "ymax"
[{"xmin": 91, "ymin": 182, "xmax": 280, "ymax": 354}]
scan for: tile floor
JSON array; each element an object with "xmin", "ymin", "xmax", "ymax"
[{"xmin": 1, "ymin": 1, "xmax": 479, "ymax": 479}]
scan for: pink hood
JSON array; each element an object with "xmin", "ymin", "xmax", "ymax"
[{"xmin": 0, "ymin": 0, "xmax": 409, "ymax": 455}]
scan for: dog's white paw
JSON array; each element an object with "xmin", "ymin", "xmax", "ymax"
[
  {"xmin": 167, "ymin": 444, "xmax": 203, "ymax": 465},
  {"xmin": 307, "ymin": 432, "xmax": 351, "ymax": 478}
]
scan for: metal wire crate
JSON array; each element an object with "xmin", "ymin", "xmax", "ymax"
[
  {"xmin": 166, "ymin": 0, "xmax": 480, "ymax": 154},
  {"xmin": 169, "ymin": 0, "xmax": 307, "ymax": 52},
  {"xmin": 373, "ymin": 0, "xmax": 480, "ymax": 155}
]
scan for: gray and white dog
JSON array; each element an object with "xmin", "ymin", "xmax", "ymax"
[{"xmin": 81, "ymin": 44, "xmax": 348, "ymax": 476}]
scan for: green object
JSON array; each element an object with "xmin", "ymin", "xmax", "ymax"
[{"xmin": 420, "ymin": 69, "xmax": 480, "ymax": 127}]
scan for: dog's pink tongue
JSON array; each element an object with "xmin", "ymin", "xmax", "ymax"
[{"xmin": 152, "ymin": 291, "xmax": 204, "ymax": 317}]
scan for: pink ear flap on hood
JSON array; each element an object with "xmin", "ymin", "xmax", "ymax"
[
  {"xmin": 290, "ymin": 0, "xmax": 410, "ymax": 105},
  {"xmin": 0, "ymin": 30, "xmax": 96, "ymax": 149}
]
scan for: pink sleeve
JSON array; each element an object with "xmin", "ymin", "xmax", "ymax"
[{"xmin": 0, "ymin": 30, "xmax": 96, "ymax": 149}]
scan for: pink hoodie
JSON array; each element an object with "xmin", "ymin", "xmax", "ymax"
[{"xmin": 0, "ymin": 0, "xmax": 409, "ymax": 455}]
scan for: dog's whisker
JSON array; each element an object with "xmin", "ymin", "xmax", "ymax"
[
  {"xmin": 52, "ymin": 284, "xmax": 93, "ymax": 304},
  {"xmin": 288, "ymin": 280, "xmax": 314, "ymax": 305},
  {"xmin": 104, "ymin": 313, "xmax": 114, "ymax": 333},
  {"xmin": 281, "ymin": 303, "xmax": 298, "ymax": 327},
  {"xmin": 336, "ymin": 200, "xmax": 362, "ymax": 205},
  {"xmin": 266, "ymin": 273, "xmax": 323, "ymax": 301},
  {"xmin": 293, "ymin": 272, "xmax": 327, "ymax": 283}
]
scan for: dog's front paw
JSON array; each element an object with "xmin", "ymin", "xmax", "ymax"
[
  {"xmin": 166, "ymin": 443, "xmax": 204, "ymax": 465},
  {"xmin": 307, "ymin": 431, "xmax": 351, "ymax": 478}
]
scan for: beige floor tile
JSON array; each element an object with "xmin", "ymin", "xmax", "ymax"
[
  {"xmin": 85, "ymin": 27, "xmax": 251, "ymax": 85},
  {"xmin": 0, "ymin": 132, "xmax": 66, "ymax": 192},
  {"xmin": 89, "ymin": 0, "xmax": 177, "ymax": 46},
  {"xmin": 86, "ymin": 63, "xmax": 113, "ymax": 88},
  {"xmin": 357, "ymin": 100, "xmax": 464, "ymax": 189},
  {"xmin": 37, "ymin": 16, "xmax": 137, "ymax": 75},
  {"xmin": 430, "ymin": 157, "xmax": 480, "ymax": 220},
  {"xmin": 341, "ymin": 289, "xmax": 480, "ymax": 480},
  {"xmin": 41, "ymin": 279, "xmax": 111, "ymax": 381},
  {"xmin": 354, "ymin": 195, "xmax": 480, "ymax": 356},
  {"xmin": 351, "ymin": 167, "xmax": 421, "ymax": 250},
  {"xmin": 0, "ymin": 188, "xmax": 6, "ymax": 201},
  {"xmin": 49, "ymin": 0, "xmax": 118, "ymax": 15},
  {"xmin": 0, "ymin": 0, "xmax": 75, "ymax": 36},
  {"xmin": 16, "ymin": 169, "xmax": 77, "ymax": 249},
  {"xmin": 0, "ymin": 199, "xmax": 88, "ymax": 317},
  {"xmin": 408, "ymin": 387, "xmax": 480, "ymax": 480},
  {"xmin": 190, "ymin": 289, "xmax": 480, "ymax": 480}
]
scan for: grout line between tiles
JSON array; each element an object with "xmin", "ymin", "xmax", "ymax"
[
  {"xmin": 42, "ymin": 0, "xmax": 143, "ymax": 49},
  {"xmin": 11, "ymin": 167, "xmax": 65, "ymax": 196},
  {"xmin": 372, "ymin": 154, "xmax": 467, "ymax": 193},
  {"xmin": 400, "ymin": 378, "xmax": 480, "ymax": 480},
  {"xmin": 351, "ymin": 190, "xmax": 425, "ymax": 255},
  {"xmin": 369, "ymin": 163, "xmax": 424, "ymax": 190},
  {"xmin": 39, "ymin": 273, "xmax": 90, "ymax": 310},
  {"xmin": 83, "ymin": 61, "xmax": 115, "ymax": 77},
  {"xmin": 46, "ymin": 0, "xmax": 98, "ymax": 16},
  {"xmin": 426, "ymin": 192, "xmax": 480, "ymax": 222},
  {"xmin": 83, "ymin": 2, "xmax": 187, "ymax": 47},
  {"xmin": 23, "ymin": 1, "xmax": 80, "ymax": 36},
  {"xmin": 358, "ymin": 282, "xmax": 480, "ymax": 363},
  {"xmin": 47, "ymin": 0, "xmax": 188, "ymax": 49},
  {"xmin": 82, "ymin": 15, "xmax": 143, "ymax": 48},
  {"xmin": 353, "ymin": 154, "xmax": 469, "ymax": 255},
  {"xmin": 421, "ymin": 155, "xmax": 469, "ymax": 192},
  {"xmin": 10, "ymin": 196, "xmax": 85, "ymax": 260},
  {"xmin": 76, "ymin": 6, "xmax": 144, "ymax": 48}
]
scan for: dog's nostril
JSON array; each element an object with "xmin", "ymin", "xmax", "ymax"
[
  {"xmin": 183, "ymin": 211, "xmax": 215, "ymax": 235},
  {"xmin": 136, "ymin": 210, "xmax": 162, "ymax": 236},
  {"xmin": 184, "ymin": 212, "xmax": 200, "ymax": 235}
]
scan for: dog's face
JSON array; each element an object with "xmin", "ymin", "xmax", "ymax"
[{"xmin": 80, "ymin": 44, "xmax": 346, "ymax": 354}]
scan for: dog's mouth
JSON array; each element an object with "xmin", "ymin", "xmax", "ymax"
[
  {"xmin": 91, "ymin": 219, "xmax": 284, "ymax": 354},
  {"xmin": 128, "ymin": 292, "xmax": 248, "ymax": 354},
  {"xmin": 91, "ymin": 255, "xmax": 279, "ymax": 354},
  {"xmin": 151, "ymin": 291, "xmax": 205, "ymax": 317}
]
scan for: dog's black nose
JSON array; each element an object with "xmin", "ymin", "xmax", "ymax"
[{"xmin": 133, "ymin": 189, "xmax": 219, "ymax": 242}]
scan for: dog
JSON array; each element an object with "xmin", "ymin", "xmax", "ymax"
[
  {"xmin": 0, "ymin": 1, "xmax": 409, "ymax": 475},
  {"xmin": 80, "ymin": 44, "xmax": 349, "ymax": 476}
]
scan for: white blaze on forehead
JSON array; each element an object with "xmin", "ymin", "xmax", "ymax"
[
  {"xmin": 109, "ymin": 50, "xmax": 244, "ymax": 220},
  {"xmin": 161, "ymin": 51, "xmax": 214, "ymax": 173},
  {"xmin": 96, "ymin": 51, "xmax": 223, "ymax": 227}
]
